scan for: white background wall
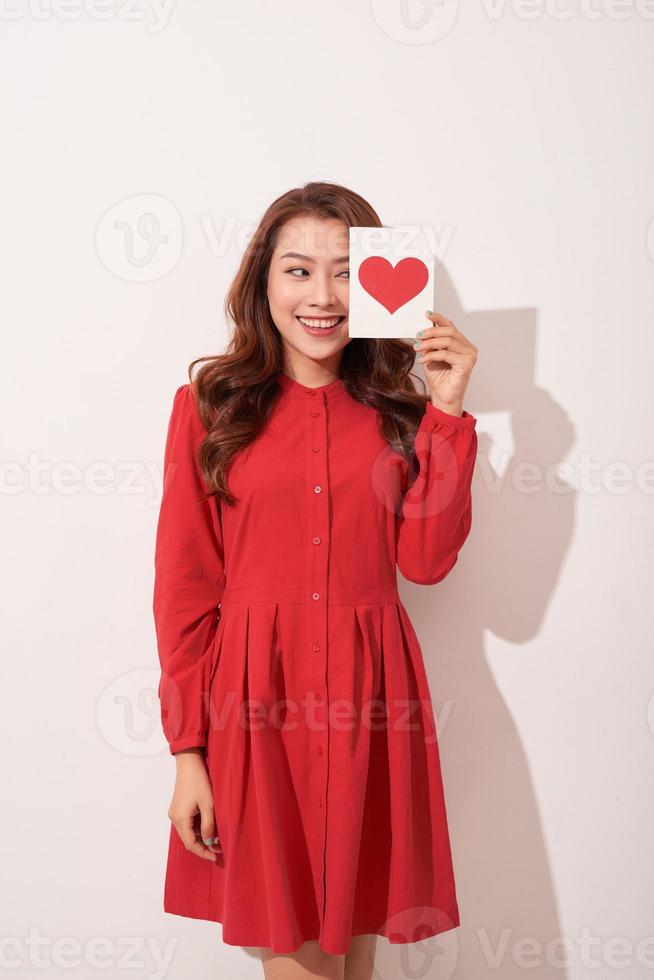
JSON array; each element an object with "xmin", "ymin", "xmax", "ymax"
[{"xmin": 1, "ymin": 2, "xmax": 653, "ymax": 978}]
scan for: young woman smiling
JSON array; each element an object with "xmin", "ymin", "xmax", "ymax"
[{"xmin": 153, "ymin": 180, "xmax": 478, "ymax": 980}]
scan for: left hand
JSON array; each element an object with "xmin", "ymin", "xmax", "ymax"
[{"xmin": 414, "ymin": 311, "xmax": 478, "ymax": 415}]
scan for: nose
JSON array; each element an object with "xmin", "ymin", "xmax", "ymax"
[{"xmin": 308, "ymin": 271, "xmax": 339, "ymax": 310}]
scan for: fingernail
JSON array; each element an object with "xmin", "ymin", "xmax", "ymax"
[
  {"xmin": 426, "ymin": 309, "xmax": 433, "ymax": 315},
  {"xmin": 416, "ymin": 330, "xmax": 424, "ymax": 336},
  {"xmin": 202, "ymin": 837, "xmax": 213, "ymax": 846}
]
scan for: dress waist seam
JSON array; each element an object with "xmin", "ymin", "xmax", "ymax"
[{"xmin": 220, "ymin": 586, "xmax": 401, "ymax": 606}]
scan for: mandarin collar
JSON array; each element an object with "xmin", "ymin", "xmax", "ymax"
[{"xmin": 276, "ymin": 371, "xmax": 346, "ymax": 401}]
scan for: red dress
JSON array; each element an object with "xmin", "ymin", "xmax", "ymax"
[{"xmin": 153, "ymin": 371, "xmax": 478, "ymax": 955}]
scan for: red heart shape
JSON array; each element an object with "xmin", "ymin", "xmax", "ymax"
[{"xmin": 358, "ymin": 256, "xmax": 429, "ymax": 314}]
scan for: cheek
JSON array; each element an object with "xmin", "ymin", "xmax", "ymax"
[{"xmin": 268, "ymin": 276, "xmax": 301, "ymax": 314}]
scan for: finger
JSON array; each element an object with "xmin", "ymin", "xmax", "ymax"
[
  {"xmin": 417, "ymin": 336, "xmax": 469, "ymax": 355},
  {"xmin": 421, "ymin": 314, "xmax": 475, "ymax": 349},
  {"xmin": 425, "ymin": 311, "xmax": 456, "ymax": 330},
  {"xmin": 416, "ymin": 327, "xmax": 471, "ymax": 351},
  {"xmin": 199, "ymin": 798, "xmax": 223, "ymax": 854},
  {"xmin": 416, "ymin": 322, "xmax": 455, "ymax": 338},
  {"xmin": 420, "ymin": 326, "xmax": 457, "ymax": 341},
  {"xmin": 188, "ymin": 839, "xmax": 218, "ymax": 862},
  {"xmin": 174, "ymin": 814, "xmax": 218, "ymax": 863},
  {"xmin": 418, "ymin": 348, "xmax": 467, "ymax": 366},
  {"xmin": 196, "ymin": 831, "xmax": 223, "ymax": 854}
]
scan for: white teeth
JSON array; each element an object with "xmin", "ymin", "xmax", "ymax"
[{"xmin": 298, "ymin": 316, "xmax": 341, "ymax": 329}]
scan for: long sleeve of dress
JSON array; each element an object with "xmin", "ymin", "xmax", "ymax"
[
  {"xmin": 152, "ymin": 384, "xmax": 226, "ymax": 755},
  {"xmin": 395, "ymin": 400, "xmax": 478, "ymax": 585}
]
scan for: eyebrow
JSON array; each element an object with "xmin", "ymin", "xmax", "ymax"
[{"xmin": 279, "ymin": 251, "xmax": 349, "ymax": 263}]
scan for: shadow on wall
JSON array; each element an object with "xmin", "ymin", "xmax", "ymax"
[{"xmin": 376, "ymin": 264, "xmax": 575, "ymax": 980}]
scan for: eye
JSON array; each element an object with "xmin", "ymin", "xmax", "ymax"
[
  {"xmin": 338, "ymin": 270, "xmax": 350, "ymax": 279},
  {"xmin": 287, "ymin": 267, "xmax": 308, "ymax": 278}
]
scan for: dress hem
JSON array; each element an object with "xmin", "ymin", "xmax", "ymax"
[{"xmin": 163, "ymin": 904, "xmax": 460, "ymax": 956}]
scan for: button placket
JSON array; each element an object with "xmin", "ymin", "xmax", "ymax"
[{"xmin": 303, "ymin": 388, "xmax": 330, "ymax": 919}]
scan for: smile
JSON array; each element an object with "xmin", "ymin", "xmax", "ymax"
[{"xmin": 296, "ymin": 315, "xmax": 346, "ymax": 331}]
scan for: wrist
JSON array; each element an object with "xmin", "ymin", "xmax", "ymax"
[
  {"xmin": 430, "ymin": 397, "xmax": 464, "ymax": 417},
  {"xmin": 174, "ymin": 747, "xmax": 206, "ymax": 764}
]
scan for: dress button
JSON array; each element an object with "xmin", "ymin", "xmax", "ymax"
[
  {"xmin": 317, "ymin": 746, "xmax": 323, "ymax": 756},
  {"xmin": 312, "ymin": 446, "xmax": 320, "ymax": 453},
  {"xmin": 308, "ymin": 390, "xmax": 317, "ymax": 396},
  {"xmin": 312, "ymin": 592, "xmax": 320, "ymax": 600},
  {"xmin": 313, "ymin": 485, "xmax": 321, "ymax": 493},
  {"xmin": 310, "ymin": 410, "xmax": 320, "ymax": 417},
  {"xmin": 312, "ymin": 643, "xmax": 320, "ymax": 651},
  {"xmin": 312, "ymin": 537, "xmax": 320, "ymax": 545}
]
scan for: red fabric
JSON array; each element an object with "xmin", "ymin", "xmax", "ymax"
[{"xmin": 153, "ymin": 372, "xmax": 478, "ymax": 955}]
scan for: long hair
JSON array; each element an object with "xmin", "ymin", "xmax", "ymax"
[{"xmin": 188, "ymin": 180, "xmax": 429, "ymax": 505}]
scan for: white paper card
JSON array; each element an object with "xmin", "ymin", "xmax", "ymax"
[{"xmin": 348, "ymin": 226, "xmax": 435, "ymax": 339}]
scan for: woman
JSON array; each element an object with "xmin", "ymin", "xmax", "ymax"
[{"xmin": 152, "ymin": 180, "xmax": 478, "ymax": 980}]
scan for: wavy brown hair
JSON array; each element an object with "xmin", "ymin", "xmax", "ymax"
[{"xmin": 187, "ymin": 180, "xmax": 430, "ymax": 506}]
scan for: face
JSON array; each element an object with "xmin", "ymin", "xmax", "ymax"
[{"xmin": 266, "ymin": 214, "xmax": 350, "ymax": 374}]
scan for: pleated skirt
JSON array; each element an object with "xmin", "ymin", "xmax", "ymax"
[{"xmin": 163, "ymin": 598, "xmax": 460, "ymax": 955}]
